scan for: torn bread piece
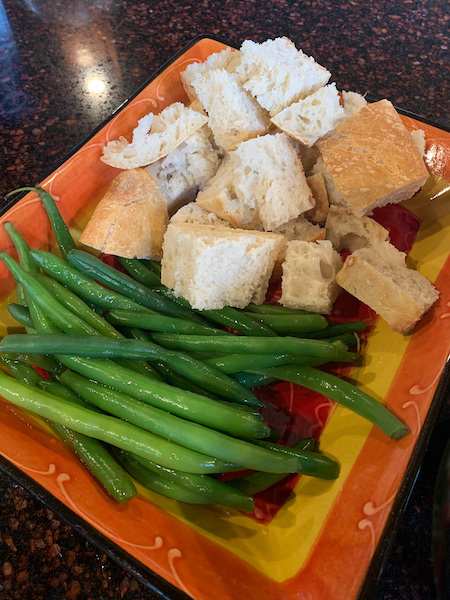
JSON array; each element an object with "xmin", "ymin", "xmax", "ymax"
[
  {"xmin": 145, "ymin": 125, "xmax": 221, "ymax": 214},
  {"xmin": 101, "ymin": 103, "xmax": 208, "ymax": 169},
  {"xmin": 237, "ymin": 37, "xmax": 331, "ymax": 116},
  {"xmin": 335, "ymin": 242, "xmax": 439, "ymax": 333},
  {"xmin": 181, "ymin": 47, "xmax": 242, "ymax": 102},
  {"xmin": 271, "ymin": 216, "xmax": 326, "ymax": 281},
  {"xmin": 305, "ymin": 172, "xmax": 329, "ymax": 224},
  {"xmin": 271, "ymin": 83, "xmax": 345, "ymax": 147},
  {"xmin": 191, "ymin": 68, "xmax": 270, "ymax": 151},
  {"xmin": 196, "ymin": 133, "xmax": 314, "ymax": 231},
  {"xmin": 170, "ymin": 203, "xmax": 231, "ymax": 228},
  {"xmin": 281, "ymin": 240, "xmax": 343, "ymax": 313},
  {"xmin": 79, "ymin": 169, "xmax": 168, "ymax": 259},
  {"xmin": 315, "ymin": 99, "xmax": 430, "ymax": 217},
  {"xmin": 325, "ymin": 205, "xmax": 389, "ymax": 252},
  {"xmin": 410, "ymin": 129, "xmax": 426, "ymax": 157},
  {"xmin": 161, "ymin": 223, "xmax": 284, "ymax": 310},
  {"xmin": 342, "ymin": 91, "xmax": 367, "ymax": 119}
]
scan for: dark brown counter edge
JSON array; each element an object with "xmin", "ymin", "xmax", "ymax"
[{"xmin": 1, "ymin": 33, "xmax": 450, "ymax": 599}]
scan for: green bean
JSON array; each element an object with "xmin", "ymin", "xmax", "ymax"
[
  {"xmin": 50, "ymin": 424, "xmax": 137, "ymax": 503},
  {"xmin": 113, "ymin": 357, "xmax": 162, "ymax": 381},
  {"xmin": 3, "ymin": 222, "xmax": 39, "ymax": 320},
  {"xmin": 242, "ymin": 313, "xmax": 329, "ymax": 334},
  {"xmin": 0, "ymin": 357, "xmax": 45, "ymax": 387},
  {"xmin": 326, "ymin": 333, "xmax": 360, "ymax": 348},
  {"xmin": 8, "ymin": 303, "xmax": 35, "ymax": 330},
  {"xmin": 202, "ymin": 306, "xmax": 278, "ymax": 337},
  {"xmin": 2, "ymin": 302, "xmax": 265, "ymax": 437},
  {"xmin": 231, "ymin": 439, "xmax": 315, "ymax": 495},
  {"xmin": 51, "ymin": 355, "xmax": 269, "ymax": 438},
  {"xmin": 35, "ymin": 274, "xmax": 123, "ymax": 339},
  {"xmin": 1, "ymin": 333, "xmax": 262, "ymax": 407},
  {"xmin": 244, "ymin": 303, "xmax": 315, "ymax": 316},
  {"xmin": 141, "ymin": 259, "xmax": 162, "ymax": 276},
  {"xmin": 232, "ymin": 373, "xmax": 279, "ymax": 388},
  {"xmin": 152, "ymin": 288, "xmax": 277, "ymax": 336},
  {"xmin": 67, "ymin": 249, "xmax": 206, "ymax": 323},
  {"xmin": 116, "ymin": 257, "xmax": 162, "ymax": 287},
  {"xmin": 150, "ymin": 333, "xmax": 340, "ymax": 360},
  {"xmin": 0, "ymin": 350, "xmax": 62, "ymax": 375},
  {"xmin": 37, "ymin": 380, "xmax": 101, "ymax": 411},
  {"xmin": 3, "ymin": 222, "xmax": 39, "ymax": 274},
  {"xmin": 251, "ymin": 440, "xmax": 340, "ymax": 479},
  {"xmin": 299, "ymin": 321, "xmax": 367, "ymax": 339},
  {"xmin": 0, "ymin": 349, "xmax": 136, "ymax": 502},
  {"xmin": 0, "ymin": 373, "xmax": 238, "ymax": 474},
  {"xmin": 114, "ymin": 450, "xmax": 211, "ymax": 504},
  {"xmin": 58, "ymin": 370, "xmax": 286, "ymax": 473},
  {"xmin": 0, "ymin": 252, "xmax": 97, "ymax": 336},
  {"xmin": 106, "ymin": 309, "xmax": 226, "ymax": 336},
  {"xmin": 6, "ymin": 259, "xmax": 162, "ymax": 381},
  {"xmin": 204, "ymin": 353, "xmax": 326, "ymax": 375},
  {"xmin": 124, "ymin": 326, "xmax": 225, "ymax": 399},
  {"xmin": 29, "ymin": 249, "xmax": 158, "ymax": 312},
  {"xmin": 129, "ymin": 453, "xmax": 254, "ymax": 512},
  {"xmin": 249, "ymin": 365, "xmax": 409, "ymax": 440},
  {"xmin": 8, "ymin": 186, "xmax": 77, "ymax": 259}
]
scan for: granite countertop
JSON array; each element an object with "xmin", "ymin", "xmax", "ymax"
[{"xmin": 0, "ymin": 0, "xmax": 449, "ymax": 598}]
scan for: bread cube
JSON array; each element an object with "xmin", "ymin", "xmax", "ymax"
[
  {"xmin": 191, "ymin": 68, "xmax": 270, "ymax": 151},
  {"xmin": 315, "ymin": 100, "xmax": 429, "ymax": 217},
  {"xmin": 145, "ymin": 125, "xmax": 221, "ymax": 213},
  {"xmin": 161, "ymin": 224, "xmax": 284, "ymax": 310},
  {"xmin": 196, "ymin": 133, "xmax": 314, "ymax": 231},
  {"xmin": 101, "ymin": 103, "xmax": 208, "ymax": 169},
  {"xmin": 170, "ymin": 203, "xmax": 231, "ymax": 228},
  {"xmin": 325, "ymin": 206, "xmax": 389, "ymax": 252},
  {"xmin": 271, "ymin": 83, "xmax": 345, "ymax": 147},
  {"xmin": 335, "ymin": 242, "xmax": 439, "ymax": 333},
  {"xmin": 281, "ymin": 240, "xmax": 343, "ymax": 313},
  {"xmin": 181, "ymin": 47, "xmax": 242, "ymax": 102},
  {"xmin": 237, "ymin": 37, "xmax": 330, "ymax": 116},
  {"xmin": 79, "ymin": 170, "xmax": 168, "ymax": 260}
]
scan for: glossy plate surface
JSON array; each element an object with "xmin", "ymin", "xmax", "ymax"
[{"xmin": 1, "ymin": 36, "xmax": 450, "ymax": 600}]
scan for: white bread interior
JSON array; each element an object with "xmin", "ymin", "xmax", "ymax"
[
  {"xmin": 410, "ymin": 129, "xmax": 426, "ymax": 157},
  {"xmin": 315, "ymin": 99, "xmax": 430, "ymax": 217},
  {"xmin": 342, "ymin": 91, "xmax": 367, "ymax": 119},
  {"xmin": 191, "ymin": 68, "xmax": 270, "ymax": 151},
  {"xmin": 325, "ymin": 205, "xmax": 389, "ymax": 252},
  {"xmin": 281, "ymin": 240, "xmax": 343, "ymax": 313},
  {"xmin": 335, "ymin": 242, "xmax": 439, "ymax": 333},
  {"xmin": 161, "ymin": 223, "xmax": 284, "ymax": 310},
  {"xmin": 196, "ymin": 132, "xmax": 314, "ymax": 231},
  {"xmin": 237, "ymin": 37, "xmax": 331, "ymax": 116},
  {"xmin": 145, "ymin": 125, "xmax": 221, "ymax": 214},
  {"xmin": 170, "ymin": 203, "xmax": 231, "ymax": 228},
  {"xmin": 180, "ymin": 48, "xmax": 242, "ymax": 102},
  {"xmin": 101, "ymin": 103, "xmax": 208, "ymax": 169},
  {"xmin": 79, "ymin": 169, "xmax": 168, "ymax": 259},
  {"xmin": 304, "ymin": 172, "xmax": 329, "ymax": 224},
  {"xmin": 271, "ymin": 216, "xmax": 326, "ymax": 281},
  {"xmin": 271, "ymin": 83, "xmax": 345, "ymax": 147}
]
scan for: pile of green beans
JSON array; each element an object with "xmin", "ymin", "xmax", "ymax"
[{"xmin": 0, "ymin": 186, "xmax": 410, "ymax": 513}]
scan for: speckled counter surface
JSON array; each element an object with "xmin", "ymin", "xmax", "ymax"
[{"xmin": 0, "ymin": 0, "xmax": 449, "ymax": 598}]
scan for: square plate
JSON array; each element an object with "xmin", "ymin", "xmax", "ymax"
[{"xmin": 1, "ymin": 35, "xmax": 450, "ymax": 600}]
